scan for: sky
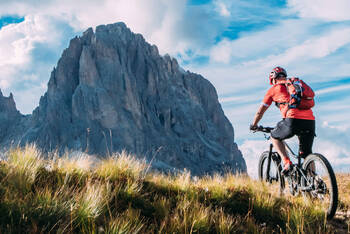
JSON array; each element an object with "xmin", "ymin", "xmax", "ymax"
[{"xmin": 0, "ymin": 0, "xmax": 350, "ymax": 177}]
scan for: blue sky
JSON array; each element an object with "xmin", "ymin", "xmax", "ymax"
[
  {"xmin": 0, "ymin": 0, "xmax": 350, "ymax": 177},
  {"xmin": 0, "ymin": 16, "xmax": 24, "ymax": 29}
]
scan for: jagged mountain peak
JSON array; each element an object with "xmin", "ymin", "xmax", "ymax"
[
  {"xmin": 0, "ymin": 22, "xmax": 246, "ymax": 175},
  {"xmin": 0, "ymin": 89, "xmax": 20, "ymax": 116}
]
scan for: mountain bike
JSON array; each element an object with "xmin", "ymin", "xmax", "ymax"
[{"xmin": 254, "ymin": 126, "xmax": 338, "ymax": 220}]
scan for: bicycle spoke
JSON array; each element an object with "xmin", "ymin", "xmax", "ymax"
[
  {"xmin": 254, "ymin": 127, "xmax": 338, "ymax": 219},
  {"xmin": 258, "ymin": 152, "xmax": 285, "ymax": 194},
  {"xmin": 303, "ymin": 158, "xmax": 333, "ymax": 215}
]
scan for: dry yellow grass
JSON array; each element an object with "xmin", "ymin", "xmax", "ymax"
[
  {"xmin": 0, "ymin": 145, "xmax": 348, "ymax": 233},
  {"xmin": 335, "ymin": 174, "xmax": 350, "ymax": 217}
]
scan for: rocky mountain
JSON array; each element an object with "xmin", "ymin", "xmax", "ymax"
[
  {"xmin": 0, "ymin": 91, "xmax": 29, "ymax": 146},
  {"xmin": 0, "ymin": 22, "xmax": 246, "ymax": 175}
]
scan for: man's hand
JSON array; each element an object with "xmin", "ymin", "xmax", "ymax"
[
  {"xmin": 250, "ymin": 124, "xmax": 258, "ymax": 131},
  {"xmin": 251, "ymin": 104, "xmax": 269, "ymax": 131}
]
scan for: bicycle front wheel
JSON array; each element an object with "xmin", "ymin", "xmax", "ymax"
[
  {"xmin": 258, "ymin": 151, "xmax": 285, "ymax": 193},
  {"xmin": 301, "ymin": 153, "xmax": 338, "ymax": 220}
]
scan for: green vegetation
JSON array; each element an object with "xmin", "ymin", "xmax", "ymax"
[{"xmin": 0, "ymin": 145, "xmax": 347, "ymax": 233}]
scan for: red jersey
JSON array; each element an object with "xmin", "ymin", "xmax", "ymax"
[{"xmin": 262, "ymin": 84, "xmax": 315, "ymax": 120}]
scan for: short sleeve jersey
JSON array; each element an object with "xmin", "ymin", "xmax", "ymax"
[{"xmin": 262, "ymin": 84, "xmax": 315, "ymax": 120}]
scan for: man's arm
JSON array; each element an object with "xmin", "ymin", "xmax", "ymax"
[{"xmin": 251, "ymin": 104, "xmax": 269, "ymax": 128}]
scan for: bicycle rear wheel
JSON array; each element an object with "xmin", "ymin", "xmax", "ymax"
[
  {"xmin": 301, "ymin": 153, "xmax": 338, "ymax": 220},
  {"xmin": 258, "ymin": 151, "xmax": 285, "ymax": 193}
]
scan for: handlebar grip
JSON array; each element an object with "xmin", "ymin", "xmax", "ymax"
[{"xmin": 256, "ymin": 126, "xmax": 274, "ymax": 133}]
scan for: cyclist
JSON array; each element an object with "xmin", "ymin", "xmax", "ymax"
[{"xmin": 250, "ymin": 67, "xmax": 315, "ymax": 175}]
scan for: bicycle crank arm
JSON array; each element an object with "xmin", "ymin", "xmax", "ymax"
[{"xmin": 299, "ymin": 185, "xmax": 314, "ymax": 192}]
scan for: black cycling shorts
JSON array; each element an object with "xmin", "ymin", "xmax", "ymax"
[{"xmin": 271, "ymin": 118, "xmax": 315, "ymax": 158}]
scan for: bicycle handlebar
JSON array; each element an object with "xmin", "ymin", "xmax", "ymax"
[{"xmin": 253, "ymin": 126, "xmax": 274, "ymax": 133}]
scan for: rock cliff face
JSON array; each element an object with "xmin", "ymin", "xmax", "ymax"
[
  {"xmin": 0, "ymin": 91, "xmax": 29, "ymax": 146},
  {"xmin": 0, "ymin": 22, "xmax": 246, "ymax": 175}
]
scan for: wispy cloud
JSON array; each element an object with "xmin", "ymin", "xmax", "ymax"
[
  {"xmin": 0, "ymin": 14, "xmax": 76, "ymax": 113},
  {"xmin": 316, "ymin": 84, "xmax": 350, "ymax": 95},
  {"xmin": 214, "ymin": 1, "xmax": 231, "ymax": 17},
  {"xmin": 288, "ymin": 0, "xmax": 350, "ymax": 21}
]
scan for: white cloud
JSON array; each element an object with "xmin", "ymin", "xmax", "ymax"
[
  {"xmin": 313, "ymin": 138, "xmax": 350, "ymax": 170},
  {"xmin": 0, "ymin": 15, "xmax": 52, "ymax": 86},
  {"xmin": 316, "ymin": 84, "xmax": 350, "ymax": 95},
  {"xmin": 208, "ymin": 18, "xmax": 342, "ymax": 67},
  {"xmin": 321, "ymin": 121, "xmax": 349, "ymax": 132},
  {"xmin": 209, "ymin": 39, "xmax": 232, "ymax": 63},
  {"xmin": 288, "ymin": 0, "xmax": 350, "ymax": 21},
  {"xmin": 13, "ymin": 82, "xmax": 47, "ymax": 114},
  {"xmin": 219, "ymin": 94, "xmax": 259, "ymax": 104},
  {"xmin": 239, "ymin": 140, "xmax": 267, "ymax": 178},
  {"xmin": 197, "ymin": 25, "xmax": 350, "ymax": 117},
  {"xmin": 0, "ymin": 0, "xmax": 193, "ymax": 56},
  {"xmin": 0, "ymin": 14, "xmax": 76, "ymax": 113},
  {"xmin": 265, "ymin": 27, "xmax": 350, "ymax": 65},
  {"xmin": 0, "ymin": 78, "xmax": 9, "ymax": 89},
  {"xmin": 209, "ymin": 23, "xmax": 350, "ymax": 74},
  {"xmin": 215, "ymin": 1, "xmax": 231, "ymax": 17}
]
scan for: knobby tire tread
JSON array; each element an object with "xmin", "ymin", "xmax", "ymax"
[
  {"xmin": 258, "ymin": 151, "xmax": 284, "ymax": 192},
  {"xmin": 302, "ymin": 153, "xmax": 338, "ymax": 220}
]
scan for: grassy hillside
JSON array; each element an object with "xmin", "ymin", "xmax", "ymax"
[{"xmin": 0, "ymin": 145, "xmax": 348, "ymax": 233}]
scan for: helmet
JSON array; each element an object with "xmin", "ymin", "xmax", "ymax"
[{"xmin": 269, "ymin": 66, "xmax": 287, "ymax": 85}]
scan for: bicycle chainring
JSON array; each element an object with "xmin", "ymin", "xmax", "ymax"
[
  {"xmin": 310, "ymin": 175, "xmax": 328, "ymax": 199},
  {"xmin": 287, "ymin": 168, "xmax": 299, "ymax": 195}
]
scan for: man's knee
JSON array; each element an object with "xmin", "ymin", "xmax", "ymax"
[
  {"xmin": 271, "ymin": 136, "xmax": 282, "ymax": 142},
  {"xmin": 271, "ymin": 119, "xmax": 294, "ymax": 140}
]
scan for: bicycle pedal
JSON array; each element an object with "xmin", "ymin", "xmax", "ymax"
[{"xmin": 281, "ymin": 165, "xmax": 293, "ymax": 176}]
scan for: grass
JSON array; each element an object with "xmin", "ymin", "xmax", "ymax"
[{"xmin": 0, "ymin": 144, "xmax": 348, "ymax": 233}]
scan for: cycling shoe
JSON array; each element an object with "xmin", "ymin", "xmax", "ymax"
[{"xmin": 281, "ymin": 162, "xmax": 293, "ymax": 176}]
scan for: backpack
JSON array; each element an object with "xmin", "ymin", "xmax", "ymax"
[{"xmin": 286, "ymin": 77, "xmax": 315, "ymax": 110}]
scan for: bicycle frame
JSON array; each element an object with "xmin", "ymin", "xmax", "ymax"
[
  {"xmin": 265, "ymin": 137, "xmax": 315, "ymax": 192},
  {"xmin": 256, "ymin": 126, "xmax": 338, "ymax": 219},
  {"xmin": 265, "ymin": 143, "xmax": 274, "ymax": 182}
]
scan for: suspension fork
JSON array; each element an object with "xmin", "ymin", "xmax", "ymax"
[{"xmin": 265, "ymin": 143, "xmax": 273, "ymax": 182}]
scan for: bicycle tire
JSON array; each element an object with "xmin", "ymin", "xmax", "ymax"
[
  {"xmin": 302, "ymin": 153, "xmax": 338, "ymax": 220},
  {"xmin": 258, "ymin": 151, "xmax": 285, "ymax": 192}
]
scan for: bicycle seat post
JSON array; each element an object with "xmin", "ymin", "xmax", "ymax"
[{"xmin": 269, "ymin": 143, "xmax": 273, "ymax": 155}]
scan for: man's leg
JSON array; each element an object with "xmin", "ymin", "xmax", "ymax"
[
  {"xmin": 271, "ymin": 119, "xmax": 294, "ymax": 173},
  {"xmin": 298, "ymin": 133, "xmax": 315, "ymax": 158},
  {"xmin": 271, "ymin": 137, "xmax": 290, "ymax": 163},
  {"xmin": 298, "ymin": 120, "xmax": 315, "ymax": 173}
]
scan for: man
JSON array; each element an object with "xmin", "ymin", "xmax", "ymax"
[{"xmin": 250, "ymin": 67, "xmax": 315, "ymax": 175}]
